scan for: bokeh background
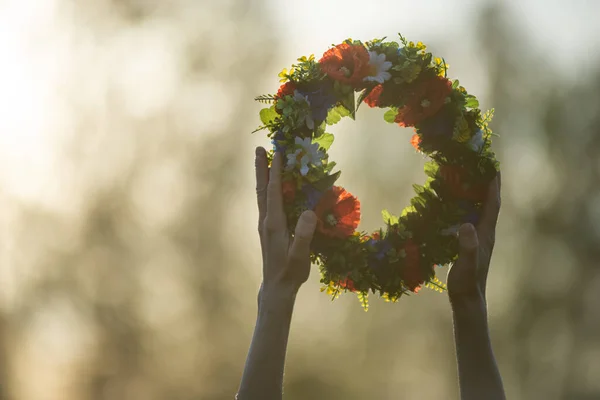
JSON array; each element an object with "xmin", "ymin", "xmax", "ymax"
[{"xmin": 1, "ymin": 0, "xmax": 600, "ymax": 399}]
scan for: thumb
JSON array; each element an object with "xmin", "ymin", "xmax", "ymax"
[
  {"xmin": 287, "ymin": 211, "xmax": 318, "ymax": 282},
  {"xmin": 449, "ymin": 223, "xmax": 480, "ymax": 296},
  {"xmin": 458, "ymin": 223, "xmax": 479, "ymax": 273}
]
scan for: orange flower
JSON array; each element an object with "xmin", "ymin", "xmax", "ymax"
[
  {"xmin": 400, "ymin": 239, "xmax": 423, "ymax": 292},
  {"xmin": 314, "ymin": 186, "xmax": 361, "ymax": 238},
  {"xmin": 410, "ymin": 133, "xmax": 422, "ymax": 150},
  {"xmin": 282, "ymin": 180, "xmax": 296, "ymax": 203},
  {"xmin": 439, "ymin": 165, "xmax": 487, "ymax": 202},
  {"xmin": 364, "ymin": 84, "xmax": 383, "ymax": 108},
  {"xmin": 275, "ymin": 81, "xmax": 296, "ymax": 99},
  {"xmin": 395, "ymin": 76, "xmax": 452, "ymax": 127},
  {"xmin": 339, "ymin": 276, "xmax": 356, "ymax": 292},
  {"xmin": 319, "ymin": 43, "xmax": 370, "ymax": 86}
]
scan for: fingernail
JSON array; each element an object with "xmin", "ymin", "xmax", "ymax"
[
  {"xmin": 255, "ymin": 147, "xmax": 265, "ymax": 157},
  {"xmin": 301, "ymin": 210, "xmax": 317, "ymax": 225}
]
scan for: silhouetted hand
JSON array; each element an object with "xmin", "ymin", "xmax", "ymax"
[
  {"xmin": 255, "ymin": 147, "xmax": 317, "ymax": 300},
  {"xmin": 447, "ymin": 174, "xmax": 501, "ymax": 305},
  {"xmin": 446, "ymin": 173, "xmax": 506, "ymax": 400},
  {"xmin": 238, "ymin": 148, "xmax": 317, "ymax": 400}
]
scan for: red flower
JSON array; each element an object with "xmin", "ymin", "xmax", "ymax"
[
  {"xmin": 410, "ymin": 133, "xmax": 422, "ymax": 150},
  {"xmin": 339, "ymin": 276, "xmax": 356, "ymax": 292},
  {"xmin": 314, "ymin": 186, "xmax": 361, "ymax": 238},
  {"xmin": 319, "ymin": 43, "xmax": 370, "ymax": 86},
  {"xmin": 282, "ymin": 180, "xmax": 296, "ymax": 203},
  {"xmin": 439, "ymin": 165, "xmax": 487, "ymax": 202},
  {"xmin": 394, "ymin": 76, "xmax": 452, "ymax": 127},
  {"xmin": 401, "ymin": 239, "xmax": 423, "ymax": 292},
  {"xmin": 275, "ymin": 81, "xmax": 296, "ymax": 99},
  {"xmin": 364, "ymin": 85, "xmax": 383, "ymax": 108}
]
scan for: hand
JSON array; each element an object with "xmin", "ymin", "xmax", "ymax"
[
  {"xmin": 255, "ymin": 147, "xmax": 318, "ymax": 300},
  {"xmin": 447, "ymin": 173, "xmax": 501, "ymax": 305}
]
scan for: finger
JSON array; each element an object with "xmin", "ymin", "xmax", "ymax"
[
  {"xmin": 255, "ymin": 147, "xmax": 269, "ymax": 232},
  {"xmin": 255, "ymin": 147, "xmax": 269, "ymax": 261},
  {"xmin": 476, "ymin": 175, "xmax": 501, "ymax": 250},
  {"xmin": 265, "ymin": 151, "xmax": 286, "ymax": 233},
  {"xmin": 287, "ymin": 210, "xmax": 318, "ymax": 283}
]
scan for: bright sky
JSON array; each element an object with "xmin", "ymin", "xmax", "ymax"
[
  {"xmin": 1, "ymin": 0, "xmax": 600, "ymax": 204},
  {"xmin": 269, "ymin": 0, "xmax": 600, "ymax": 72}
]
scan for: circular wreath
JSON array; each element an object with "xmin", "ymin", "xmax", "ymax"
[{"xmin": 254, "ymin": 35, "xmax": 498, "ymax": 310}]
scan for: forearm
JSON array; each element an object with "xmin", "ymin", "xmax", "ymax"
[
  {"xmin": 238, "ymin": 288, "xmax": 297, "ymax": 400},
  {"xmin": 452, "ymin": 298, "xmax": 505, "ymax": 400}
]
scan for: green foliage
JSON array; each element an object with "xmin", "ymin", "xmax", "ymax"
[
  {"xmin": 326, "ymin": 105, "xmax": 351, "ymax": 125},
  {"xmin": 383, "ymin": 108, "xmax": 398, "ymax": 123},
  {"xmin": 381, "ymin": 209, "xmax": 399, "ymax": 225},
  {"xmin": 313, "ymin": 132, "xmax": 334, "ymax": 151},
  {"xmin": 465, "ymin": 95, "xmax": 479, "ymax": 108},
  {"xmin": 278, "ymin": 54, "xmax": 325, "ymax": 84},
  {"xmin": 254, "ymin": 94, "xmax": 276, "ymax": 103},
  {"xmin": 259, "ymin": 106, "xmax": 278, "ymax": 125},
  {"xmin": 313, "ymin": 171, "xmax": 341, "ymax": 191}
]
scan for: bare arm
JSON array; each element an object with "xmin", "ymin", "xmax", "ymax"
[
  {"xmin": 447, "ymin": 175, "xmax": 506, "ymax": 400},
  {"xmin": 237, "ymin": 149, "xmax": 317, "ymax": 400}
]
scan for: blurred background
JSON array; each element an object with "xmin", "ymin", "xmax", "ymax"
[{"xmin": 1, "ymin": 0, "xmax": 600, "ymax": 399}]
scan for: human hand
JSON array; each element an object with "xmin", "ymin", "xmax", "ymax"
[
  {"xmin": 255, "ymin": 147, "xmax": 318, "ymax": 301},
  {"xmin": 447, "ymin": 173, "xmax": 501, "ymax": 306}
]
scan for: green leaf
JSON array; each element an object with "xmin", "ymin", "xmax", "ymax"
[
  {"xmin": 423, "ymin": 161, "xmax": 439, "ymax": 178},
  {"xmin": 465, "ymin": 97, "xmax": 479, "ymax": 108},
  {"xmin": 313, "ymin": 171, "xmax": 341, "ymax": 191},
  {"xmin": 260, "ymin": 106, "xmax": 278, "ymax": 125},
  {"xmin": 383, "ymin": 108, "xmax": 398, "ymax": 123},
  {"xmin": 381, "ymin": 209, "xmax": 399, "ymax": 225},
  {"xmin": 326, "ymin": 105, "xmax": 351, "ymax": 125},
  {"xmin": 340, "ymin": 93, "xmax": 356, "ymax": 120},
  {"xmin": 452, "ymin": 79, "xmax": 460, "ymax": 89},
  {"xmin": 355, "ymin": 87, "xmax": 374, "ymax": 113},
  {"xmin": 412, "ymin": 184, "xmax": 425, "ymax": 195},
  {"xmin": 313, "ymin": 133, "xmax": 335, "ymax": 151}
]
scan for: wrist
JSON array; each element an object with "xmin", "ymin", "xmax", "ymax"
[
  {"xmin": 450, "ymin": 291, "xmax": 487, "ymax": 317},
  {"xmin": 258, "ymin": 283, "xmax": 298, "ymax": 311}
]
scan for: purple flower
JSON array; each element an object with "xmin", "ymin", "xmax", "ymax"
[
  {"xmin": 271, "ymin": 130, "xmax": 287, "ymax": 153},
  {"xmin": 297, "ymin": 79, "xmax": 338, "ymax": 124},
  {"xmin": 302, "ymin": 184, "xmax": 324, "ymax": 210},
  {"xmin": 367, "ymin": 236, "xmax": 392, "ymax": 268},
  {"xmin": 417, "ymin": 105, "xmax": 455, "ymax": 140}
]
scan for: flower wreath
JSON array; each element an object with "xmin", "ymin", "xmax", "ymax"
[{"xmin": 254, "ymin": 35, "xmax": 498, "ymax": 310}]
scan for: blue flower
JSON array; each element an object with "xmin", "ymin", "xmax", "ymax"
[
  {"xmin": 297, "ymin": 80, "xmax": 337, "ymax": 124},
  {"xmin": 417, "ymin": 105, "xmax": 455, "ymax": 140},
  {"xmin": 302, "ymin": 184, "xmax": 324, "ymax": 210},
  {"xmin": 366, "ymin": 236, "xmax": 393, "ymax": 273},
  {"xmin": 271, "ymin": 130, "xmax": 287, "ymax": 153}
]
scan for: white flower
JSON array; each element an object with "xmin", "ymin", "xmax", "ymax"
[
  {"xmin": 467, "ymin": 130, "xmax": 485, "ymax": 152},
  {"xmin": 293, "ymin": 91, "xmax": 315, "ymax": 130},
  {"xmin": 364, "ymin": 51, "xmax": 392, "ymax": 84},
  {"xmin": 286, "ymin": 137, "xmax": 324, "ymax": 176}
]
